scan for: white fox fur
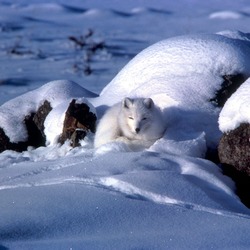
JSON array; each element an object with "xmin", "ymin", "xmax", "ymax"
[{"xmin": 94, "ymin": 97, "xmax": 166, "ymax": 150}]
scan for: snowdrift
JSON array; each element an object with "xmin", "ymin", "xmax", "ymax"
[{"xmin": 2, "ymin": 31, "xmax": 250, "ymax": 249}]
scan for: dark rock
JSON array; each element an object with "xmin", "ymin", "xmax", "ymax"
[
  {"xmin": 0, "ymin": 127, "xmax": 29, "ymax": 152},
  {"xmin": 0, "ymin": 127, "xmax": 13, "ymax": 152},
  {"xmin": 71, "ymin": 129, "xmax": 87, "ymax": 147},
  {"xmin": 218, "ymin": 123, "xmax": 250, "ymax": 174},
  {"xmin": 205, "ymin": 147, "xmax": 219, "ymax": 164},
  {"xmin": 24, "ymin": 113, "xmax": 45, "ymax": 148},
  {"xmin": 33, "ymin": 100, "xmax": 52, "ymax": 137},
  {"xmin": 222, "ymin": 164, "xmax": 250, "ymax": 208},
  {"xmin": 58, "ymin": 99, "xmax": 96, "ymax": 147},
  {"xmin": 210, "ymin": 74, "xmax": 247, "ymax": 107},
  {"xmin": 24, "ymin": 100, "xmax": 52, "ymax": 148},
  {"xmin": 218, "ymin": 123, "xmax": 250, "ymax": 208},
  {"xmin": 0, "ymin": 100, "xmax": 52, "ymax": 153}
]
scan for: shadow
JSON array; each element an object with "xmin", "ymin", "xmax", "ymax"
[
  {"xmin": 148, "ymin": 8, "xmax": 172, "ymax": 15},
  {"xmin": 95, "ymin": 104, "xmax": 109, "ymax": 118},
  {"xmin": 0, "ymin": 22, "xmax": 23, "ymax": 32},
  {"xmin": 135, "ymin": 151, "xmax": 182, "ymax": 172},
  {"xmin": 0, "ymin": 245, "xmax": 9, "ymax": 250},
  {"xmin": 222, "ymin": 164, "xmax": 250, "ymax": 209},
  {"xmin": 112, "ymin": 10, "xmax": 133, "ymax": 17},
  {"xmin": 61, "ymin": 4, "xmax": 87, "ymax": 13},
  {"xmin": 210, "ymin": 74, "xmax": 247, "ymax": 107},
  {"xmin": 162, "ymin": 105, "xmax": 220, "ymax": 139},
  {"xmin": 0, "ymin": 78, "xmax": 31, "ymax": 86}
]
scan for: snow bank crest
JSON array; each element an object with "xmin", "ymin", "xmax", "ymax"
[{"xmin": 219, "ymin": 78, "xmax": 250, "ymax": 132}]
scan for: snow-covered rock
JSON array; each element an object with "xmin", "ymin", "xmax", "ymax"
[
  {"xmin": 91, "ymin": 32, "xmax": 250, "ymax": 156},
  {"xmin": 0, "ymin": 80, "xmax": 96, "ymax": 148},
  {"xmin": 98, "ymin": 33, "xmax": 250, "ymax": 107},
  {"xmin": 218, "ymin": 77, "xmax": 250, "ymax": 207},
  {"xmin": 218, "ymin": 77, "xmax": 250, "ymax": 170},
  {"xmin": 219, "ymin": 78, "xmax": 250, "ymax": 133}
]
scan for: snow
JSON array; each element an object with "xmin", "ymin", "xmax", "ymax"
[
  {"xmin": 97, "ymin": 33, "xmax": 250, "ymax": 113},
  {"xmin": 1, "ymin": 0, "xmax": 250, "ymax": 249},
  {"xmin": 219, "ymin": 78, "xmax": 250, "ymax": 132},
  {"xmin": 209, "ymin": 11, "xmax": 244, "ymax": 20}
]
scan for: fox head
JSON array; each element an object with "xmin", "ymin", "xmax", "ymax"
[{"xmin": 122, "ymin": 97, "xmax": 154, "ymax": 135}]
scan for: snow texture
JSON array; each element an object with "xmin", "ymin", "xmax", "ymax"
[
  {"xmin": 1, "ymin": 0, "xmax": 250, "ymax": 249},
  {"xmin": 219, "ymin": 78, "xmax": 250, "ymax": 132},
  {"xmin": 99, "ymin": 33, "xmax": 250, "ymax": 106}
]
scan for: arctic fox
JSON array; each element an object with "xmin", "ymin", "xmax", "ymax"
[{"xmin": 94, "ymin": 97, "xmax": 166, "ymax": 150}]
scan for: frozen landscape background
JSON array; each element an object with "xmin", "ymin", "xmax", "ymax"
[{"xmin": 1, "ymin": 0, "xmax": 250, "ymax": 249}]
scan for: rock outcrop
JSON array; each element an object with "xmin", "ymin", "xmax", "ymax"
[
  {"xmin": 0, "ymin": 100, "xmax": 52, "ymax": 152},
  {"xmin": 218, "ymin": 123, "xmax": 250, "ymax": 207},
  {"xmin": 0, "ymin": 99, "xmax": 96, "ymax": 152},
  {"xmin": 58, "ymin": 99, "xmax": 96, "ymax": 147},
  {"xmin": 219, "ymin": 123, "xmax": 250, "ymax": 174},
  {"xmin": 210, "ymin": 74, "xmax": 247, "ymax": 107}
]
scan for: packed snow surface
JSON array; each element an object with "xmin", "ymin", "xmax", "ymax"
[{"xmin": 1, "ymin": 0, "xmax": 250, "ymax": 249}]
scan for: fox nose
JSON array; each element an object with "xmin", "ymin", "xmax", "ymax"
[{"xmin": 135, "ymin": 128, "xmax": 140, "ymax": 133}]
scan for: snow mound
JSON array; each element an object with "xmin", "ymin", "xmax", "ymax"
[
  {"xmin": 0, "ymin": 80, "xmax": 96, "ymax": 143},
  {"xmin": 82, "ymin": 8, "xmax": 104, "ymax": 17},
  {"xmin": 19, "ymin": 3, "xmax": 65, "ymax": 13},
  {"xmin": 98, "ymin": 33, "xmax": 250, "ymax": 107},
  {"xmin": 81, "ymin": 8, "xmax": 130, "ymax": 18},
  {"xmin": 91, "ymin": 32, "xmax": 250, "ymax": 153},
  {"xmin": 219, "ymin": 77, "xmax": 250, "ymax": 132},
  {"xmin": 209, "ymin": 11, "xmax": 244, "ymax": 19},
  {"xmin": 217, "ymin": 30, "xmax": 250, "ymax": 42}
]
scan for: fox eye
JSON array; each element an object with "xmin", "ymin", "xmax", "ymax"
[
  {"xmin": 142, "ymin": 117, "xmax": 147, "ymax": 120},
  {"xmin": 128, "ymin": 116, "xmax": 134, "ymax": 120}
]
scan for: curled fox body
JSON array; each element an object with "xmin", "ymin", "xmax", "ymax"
[{"xmin": 94, "ymin": 98, "xmax": 166, "ymax": 150}]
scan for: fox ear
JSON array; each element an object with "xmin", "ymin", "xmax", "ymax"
[
  {"xmin": 144, "ymin": 98, "xmax": 154, "ymax": 109},
  {"xmin": 123, "ymin": 98, "xmax": 133, "ymax": 109}
]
